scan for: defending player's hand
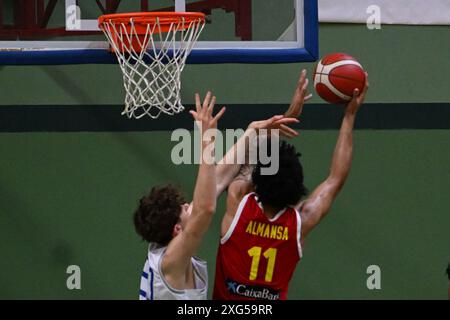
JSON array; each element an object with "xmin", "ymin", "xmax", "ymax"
[
  {"xmin": 284, "ymin": 69, "xmax": 313, "ymax": 119},
  {"xmin": 249, "ymin": 115, "xmax": 299, "ymax": 138},
  {"xmin": 345, "ymin": 72, "xmax": 369, "ymax": 115},
  {"xmin": 190, "ymin": 91, "xmax": 226, "ymax": 132}
]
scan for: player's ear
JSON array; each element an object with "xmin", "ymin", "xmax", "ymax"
[{"xmin": 172, "ymin": 223, "xmax": 182, "ymax": 238}]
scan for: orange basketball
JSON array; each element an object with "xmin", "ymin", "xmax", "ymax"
[{"xmin": 313, "ymin": 53, "xmax": 366, "ymax": 104}]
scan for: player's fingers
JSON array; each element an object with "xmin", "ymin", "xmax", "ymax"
[
  {"xmin": 280, "ymin": 131, "xmax": 296, "ymax": 139},
  {"xmin": 304, "ymin": 93, "xmax": 313, "ymax": 101},
  {"xmin": 273, "ymin": 118, "xmax": 299, "ymax": 126},
  {"xmin": 353, "ymin": 88, "xmax": 360, "ymax": 98},
  {"xmin": 298, "ymin": 69, "xmax": 307, "ymax": 84},
  {"xmin": 280, "ymin": 124, "xmax": 299, "ymax": 134},
  {"xmin": 268, "ymin": 115, "xmax": 284, "ymax": 124},
  {"xmin": 195, "ymin": 93, "xmax": 201, "ymax": 113},
  {"xmin": 208, "ymin": 96, "xmax": 216, "ymax": 116},
  {"xmin": 363, "ymin": 72, "xmax": 370, "ymax": 93},
  {"xmin": 278, "ymin": 129, "xmax": 292, "ymax": 138},
  {"xmin": 280, "ymin": 125, "xmax": 299, "ymax": 138},
  {"xmin": 203, "ymin": 91, "xmax": 212, "ymax": 110},
  {"xmin": 213, "ymin": 106, "xmax": 226, "ymax": 122},
  {"xmin": 201, "ymin": 93, "xmax": 211, "ymax": 117},
  {"xmin": 189, "ymin": 111, "xmax": 199, "ymax": 121},
  {"xmin": 302, "ymin": 78, "xmax": 309, "ymax": 92}
]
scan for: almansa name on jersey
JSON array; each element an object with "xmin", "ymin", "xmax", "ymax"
[
  {"xmin": 245, "ymin": 221, "xmax": 289, "ymax": 240},
  {"xmin": 226, "ymin": 278, "xmax": 281, "ymax": 300}
]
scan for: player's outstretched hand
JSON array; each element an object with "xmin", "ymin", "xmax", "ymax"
[
  {"xmin": 249, "ymin": 115, "xmax": 299, "ymax": 139},
  {"xmin": 190, "ymin": 91, "xmax": 226, "ymax": 132},
  {"xmin": 346, "ymin": 72, "xmax": 369, "ymax": 115},
  {"xmin": 284, "ymin": 69, "xmax": 313, "ymax": 119}
]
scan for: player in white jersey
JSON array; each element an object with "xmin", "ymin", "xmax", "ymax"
[{"xmin": 134, "ymin": 92, "xmax": 224, "ymax": 300}]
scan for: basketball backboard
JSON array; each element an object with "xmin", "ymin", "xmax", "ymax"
[{"xmin": 0, "ymin": 0, "xmax": 318, "ymax": 64}]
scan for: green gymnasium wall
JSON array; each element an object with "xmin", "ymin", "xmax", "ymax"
[{"xmin": 0, "ymin": 23, "xmax": 449, "ymax": 299}]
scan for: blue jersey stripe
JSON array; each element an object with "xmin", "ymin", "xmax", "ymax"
[
  {"xmin": 149, "ymin": 267, "xmax": 154, "ymax": 300},
  {"xmin": 142, "ymin": 271, "xmax": 148, "ymax": 279},
  {"xmin": 139, "ymin": 290, "xmax": 147, "ymax": 298}
]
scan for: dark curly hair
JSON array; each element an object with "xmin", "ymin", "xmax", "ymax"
[
  {"xmin": 133, "ymin": 184, "xmax": 186, "ymax": 246},
  {"xmin": 252, "ymin": 140, "xmax": 307, "ymax": 209}
]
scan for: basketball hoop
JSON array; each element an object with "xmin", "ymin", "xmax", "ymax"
[{"xmin": 98, "ymin": 12, "xmax": 205, "ymax": 119}]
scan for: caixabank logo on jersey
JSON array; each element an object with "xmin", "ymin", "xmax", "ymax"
[{"xmin": 226, "ymin": 278, "xmax": 280, "ymax": 300}]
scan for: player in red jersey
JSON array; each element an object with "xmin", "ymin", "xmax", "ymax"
[{"xmin": 213, "ymin": 70, "xmax": 369, "ymax": 300}]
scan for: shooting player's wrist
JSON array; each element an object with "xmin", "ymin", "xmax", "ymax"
[{"xmin": 344, "ymin": 108, "xmax": 358, "ymax": 118}]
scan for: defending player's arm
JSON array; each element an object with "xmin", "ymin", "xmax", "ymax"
[
  {"xmin": 162, "ymin": 92, "xmax": 225, "ymax": 286},
  {"xmin": 215, "ymin": 128, "xmax": 253, "ymax": 198},
  {"xmin": 299, "ymin": 74, "xmax": 369, "ymax": 238},
  {"xmin": 215, "ymin": 116, "xmax": 299, "ymax": 198},
  {"xmin": 284, "ymin": 69, "xmax": 313, "ymax": 119}
]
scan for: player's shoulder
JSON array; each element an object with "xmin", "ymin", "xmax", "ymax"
[
  {"xmin": 243, "ymin": 192, "xmax": 263, "ymax": 211},
  {"xmin": 147, "ymin": 243, "xmax": 166, "ymax": 265}
]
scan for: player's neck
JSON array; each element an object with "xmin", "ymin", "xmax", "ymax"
[{"xmin": 261, "ymin": 204, "xmax": 283, "ymax": 219}]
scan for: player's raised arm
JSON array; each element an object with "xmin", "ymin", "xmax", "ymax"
[
  {"xmin": 299, "ymin": 73, "xmax": 369, "ymax": 238},
  {"xmin": 161, "ymin": 92, "xmax": 225, "ymax": 287}
]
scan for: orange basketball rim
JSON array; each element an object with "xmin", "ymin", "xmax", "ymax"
[{"xmin": 98, "ymin": 12, "xmax": 205, "ymax": 53}]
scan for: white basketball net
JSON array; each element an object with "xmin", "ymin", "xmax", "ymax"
[{"xmin": 100, "ymin": 15, "xmax": 205, "ymax": 119}]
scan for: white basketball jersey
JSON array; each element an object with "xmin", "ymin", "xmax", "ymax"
[{"xmin": 139, "ymin": 243, "xmax": 208, "ymax": 300}]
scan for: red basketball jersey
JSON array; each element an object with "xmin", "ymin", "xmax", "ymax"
[{"xmin": 213, "ymin": 193, "xmax": 302, "ymax": 300}]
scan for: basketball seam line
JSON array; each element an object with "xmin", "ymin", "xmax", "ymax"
[
  {"xmin": 314, "ymin": 72, "xmax": 365, "ymax": 83},
  {"xmin": 316, "ymin": 73, "xmax": 352, "ymax": 101}
]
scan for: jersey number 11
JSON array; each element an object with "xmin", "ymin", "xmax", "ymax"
[{"xmin": 248, "ymin": 246, "xmax": 277, "ymax": 282}]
